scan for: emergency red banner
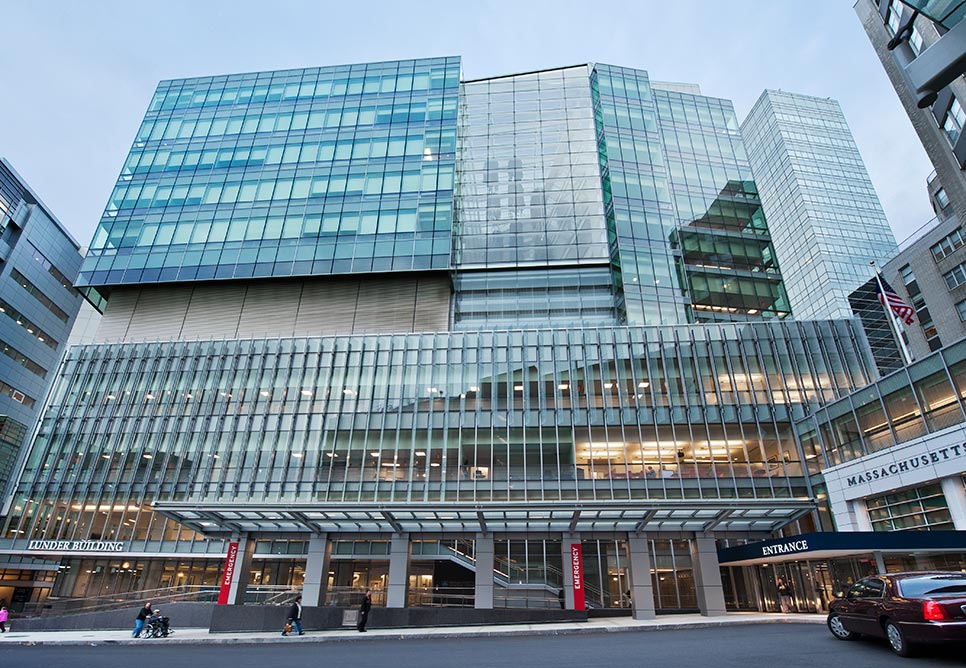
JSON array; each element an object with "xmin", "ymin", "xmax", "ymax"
[
  {"xmin": 570, "ymin": 542, "xmax": 585, "ymax": 610},
  {"xmin": 217, "ymin": 541, "xmax": 239, "ymax": 605}
]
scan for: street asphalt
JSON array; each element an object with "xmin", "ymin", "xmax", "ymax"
[{"xmin": 1, "ymin": 623, "xmax": 962, "ymax": 668}]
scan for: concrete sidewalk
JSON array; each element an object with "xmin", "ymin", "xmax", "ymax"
[{"xmin": 0, "ymin": 612, "xmax": 825, "ymax": 646}]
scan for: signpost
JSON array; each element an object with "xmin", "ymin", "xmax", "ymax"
[
  {"xmin": 217, "ymin": 541, "xmax": 240, "ymax": 605},
  {"xmin": 570, "ymin": 542, "xmax": 585, "ymax": 610}
]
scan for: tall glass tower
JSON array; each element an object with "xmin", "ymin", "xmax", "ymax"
[{"xmin": 741, "ymin": 90, "xmax": 898, "ymax": 320}]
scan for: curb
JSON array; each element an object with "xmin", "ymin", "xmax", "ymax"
[{"xmin": 0, "ymin": 616, "xmax": 826, "ymax": 647}]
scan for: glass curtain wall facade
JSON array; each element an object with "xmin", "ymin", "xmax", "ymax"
[
  {"xmin": 78, "ymin": 58, "xmax": 460, "ymax": 288},
  {"xmin": 797, "ymin": 335, "xmax": 966, "ymax": 469},
  {"xmin": 741, "ymin": 90, "xmax": 898, "ymax": 320},
  {"xmin": 0, "ymin": 58, "xmax": 890, "ymax": 616},
  {"xmin": 591, "ymin": 65, "xmax": 789, "ymax": 326},
  {"xmin": 0, "ymin": 160, "xmax": 84, "ymax": 496},
  {"xmin": 2, "ymin": 320, "xmax": 876, "ymax": 610},
  {"xmin": 453, "ymin": 66, "xmax": 614, "ymax": 329}
]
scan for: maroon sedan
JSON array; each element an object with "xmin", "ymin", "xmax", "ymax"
[{"xmin": 827, "ymin": 571, "xmax": 966, "ymax": 656}]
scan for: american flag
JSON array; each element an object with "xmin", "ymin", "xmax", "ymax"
[{"xmin": 875, "ymin": 280, "xmax": 915, "ymax": 325}]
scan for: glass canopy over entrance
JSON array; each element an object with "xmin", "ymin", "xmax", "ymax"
[{"xmin": 154, "ymin": 499, "xmax": 815, "ymax": 535}]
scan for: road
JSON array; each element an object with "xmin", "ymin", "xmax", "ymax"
[{"xmin": 1, "ymin": 623, "xmax": 962, "ymax": 668}]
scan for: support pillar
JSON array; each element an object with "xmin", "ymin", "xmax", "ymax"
[
  {"xmin": 386, "ymin": 533, "xmax": 409, "ymax": 608},
  {"xmin": 627, "ymin": 534, "xmax": 656, "ymax": 619},
  {"xmin": 690, "ymin": 532, "xmax": 726, "ymax": 617},
  {"xmin": 560, "ymin": 533, "xmax": 580, "ymax": 609},
  {"xmin": 474, "ymin": 533, "xmax": 494, "ymax": 609},
  {"xmin": 873, "ymin": 551, "xmax": 887, "ymax": 574},
  {"xmin": 225, "ymin": 533, "xmax": 255, "ymax": 605},
  {"xmin": 851, "ymin": 499, "xmax": 874, "ymax": 531},
  {"xmin": 941, "ymin": 476, "xmax": 966, "ymax": 530},
  {"xmin": 301, "ymin": 533, "xmax": 331, "ymax": 607}
]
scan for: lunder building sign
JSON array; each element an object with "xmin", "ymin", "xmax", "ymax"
[{"xmin": 27, "ymin": 540, "xmax": 125, "ymax": 553}]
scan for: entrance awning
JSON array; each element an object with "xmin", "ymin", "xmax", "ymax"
[
  {"xmin": 153, "ymin": 499, "xmax": 815, "ymax": 535},
  {"xmin": 717, "ymin": 530, "xmax": 966, "ymax": 566}
]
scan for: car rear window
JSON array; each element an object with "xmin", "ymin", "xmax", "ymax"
[{"xmin": 898, "ymin": 574, "xmax": 966, "ymax": 598}]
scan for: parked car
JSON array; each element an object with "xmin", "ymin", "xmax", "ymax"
[{"xmin": 827, "ymin": 571, "xmax": 966, "ymax": 656}]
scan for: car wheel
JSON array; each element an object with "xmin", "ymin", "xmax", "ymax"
[
  {"xmin": 884, "ymin": 620, "xmax": 915, "ymax": 657},
  {"xmin": 827, "ymin": 613, "xmax": 859, "ymax": 641}
]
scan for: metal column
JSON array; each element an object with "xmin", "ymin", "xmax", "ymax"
[
  {"xmin": 301, "ymin": 533, "xmax": 331, "ymax": 607},
  {"xmin": 627, "ymin": 534, "xmax": 656, "ymax": 619},
  {"xmin": 690, "ymin": 532, "xmax": 727, "ymax": 617},
  {"xmin": 386, "ymin": 533, "xmax": 409, "ymax": 608},
  {"xmin": 474, "ymin": 533, "xmax": 494, "ymax": 609},
  {"xmin": 941, "ymin": 476, "xmax": 966, "ymax": 530}
]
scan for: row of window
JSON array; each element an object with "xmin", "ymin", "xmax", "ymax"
[
  {"xmin": 942, "ymin": 260, "xmax": 966, "ymax": 289},
  {"xmin": 0, "ymin": 298, "xmax": 59, "ymax": 349},
  {"xmin": 106, "ymin": 166, "xmax": 455, "ymax": 215},
  {"xmin": 0, "ymin": 378, "xmax": 35, "ymax": 409},
  {"xmin": 24, "ymin": 239, "xmax": 78, "ymax": 297},
  {"xmin": 930, "ymin": 226, "xmax": 964, "ymax": 262},
  {"xmin": 9, "ymin": 268, "xmax": 70, "ymax": 323},
  {"xmin": 123, "ymin": 129, "xmax": 457, "ymax": 176},
  {"xmin": 149, "ymin": 67, "xmax": 457, "ymax": 114},
  {"xmin": 0, "ymin": 338, "xmax": 47, "ymax": 378},
  {"xmin": 136, "ymin": 100, "xmax": 458, "ymax": 144},
  {"xmin": 866, "ymin": 482, "xmax": 954, "ymax": 531},
  {"xmin": 892, "ymin": 4, "xmax": 966, "ymax": 150}
]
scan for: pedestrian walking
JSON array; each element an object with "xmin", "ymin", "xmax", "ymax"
[
  {"xmin": 777, "ymin": 577, "xmax": 793, "ymax": 613},
  {"xmin": 357, "ymin": 589, "xmax": 372, "ymax": 632},
  {"xmin": 283, "ymin": 595, "xmax": 304, "ymax": 635},
  {"xmin": 133, "ymin": 601, "xmax": 152, "ymax": 637},
  {"xmin": 0, "ymin": 605, "xmax": 8, "ymax": 632}
]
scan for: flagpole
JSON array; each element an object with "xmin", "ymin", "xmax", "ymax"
[{"xmin": 870, "ymin": 260, "xmax": 913, "ymax": 366}]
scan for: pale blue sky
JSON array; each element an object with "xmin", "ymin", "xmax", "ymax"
[{"xmin": 0, "ymin": 0, "xmax": 936, "ymax": 245}]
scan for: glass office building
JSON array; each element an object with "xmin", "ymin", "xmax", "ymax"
[
  {"xmin": 0, "ymin": 159, "xmax": 85, "ymax": 501},
  {"xmin": 0, "ymin": 59, "xmax": 882, "ymax": 620},
  {"xmin": 741, "ymin": 91, "xmax": 898, "ymax": 320}
]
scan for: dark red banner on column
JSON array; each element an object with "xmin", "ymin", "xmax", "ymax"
[
  {"xmin": 570, "ymin": 542, "xmax": 585, "ymax": 610},
  {"xmin": 217, "ymin": 541, "xmax": 239, "ymax": 605}
]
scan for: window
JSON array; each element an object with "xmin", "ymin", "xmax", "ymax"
[
  {"xmin": 887, "ymin": 0, "xmax": 904, "ymax": 34},
  {"xmin": 849, "ymin": 577, "xmax": 885, "ymax": 599},
  {"xmin": 943, "ymin": 98, "xmax": 965, "ymax": 145},
  {"xmin": 0, "ymin": 339, "xmax": 47, "ymax": 378},
  {"xmin": 909, "ymin": 25, "xmax": 924, "ymax": 56},
  {"xmin": 944, "ymin": 262, "xmax": 966, "ymax": 289},
  {"xmin": 931, "ymin": 227, "xmax": 965, "ymax": 261},
  {"xmin": 867, "ymin": 482, "xmax": 955, "ymax": 531},
  {"xmin": 957, "ymin": 300, "xmax": 966, "ymax": 321},
  {"xmin": 0, "ymin": 379, "xmax": 35, "ymax": 408},
  {"xmin": 9, "ymin": 268, "xmax": 70, "ymax": 323},
  {"xmin": 0, "ymin": 298, "xmax": 58, "ymax": 349},
  {"xmin": 900, "ymin": 264, "xmax": 915, "ymax": 284},
  {"xmin": 936, "ymin": 187, "xmax": 949, "ymax": 209}
]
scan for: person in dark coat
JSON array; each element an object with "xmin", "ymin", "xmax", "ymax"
[
  {"xmin": 283, "ymin": 595, "xmax": 304, "ymax": 635},
  {"xmin": 133, "ymin": 601, "xmax": 152, "ymax": 637},
  {"xmin": 357, "ymin": 590, "xmax": 372, "ymax": 632}
]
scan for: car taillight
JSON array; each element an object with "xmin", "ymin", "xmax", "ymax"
[{"xmin": 923, "ymin": 600, "xmax": 949, "ymax": 621}]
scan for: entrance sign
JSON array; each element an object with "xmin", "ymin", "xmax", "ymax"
[
  {"xmin": 570, "ymin": 542, "xmax": 585, "ymax": 610},
  {"xmin": 27, "ymin": 540, "xmax": 124, "ymax": 553},
  {"xmin": 217, "ymin": 541, "xmax": 240, "ymax": 605}
]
